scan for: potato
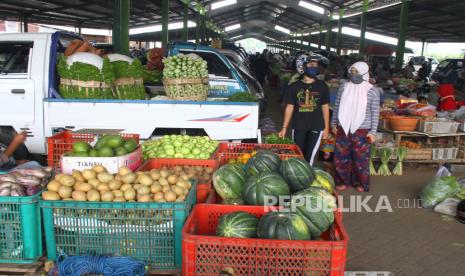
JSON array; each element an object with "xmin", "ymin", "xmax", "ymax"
[
  {"xmin": 159, "ymin": 178, "xmax": 168, "ymax": 186},
  {"xmin": 171, "ymin": 186, "xmax": 184, "ymax": 196},
  {"xmin": 150, "ymin": 183, "xmax": 162, "ymax": 194},
  {"xmin": 176, "ymin": 179, "xmax": 189, "ymax": 189},
  {"xmin": 183, "ymin": 189, "xmax": 189, "ymax": 195},
  {"xmin": 177, "ymin": 195, "xmax": 186, "ymax": 201},
  {"xmin": 186, "ymin": 181, "xmax": 192, "ymax": 189},
  {"xmin": 92, "ymin": 165, "xmax": 106, "ymax": 173},
  {"xmin": 72, "ymin": 170, "xmax": 85, "ymax": 182},
  {"xmin": 75, "ymin": 182, "xmax": 93, "ymax": 192},
  {"xmin": 160, "ymin": 169, "xmax": 169, "ymax": 178},
  {"xmin": 113, "ymin": 190, "xmax": 124, "ymax": 197},
  {"xmin": 118, "ymin": 166, "xmax": 132, "ymax": 176},
  {"xmin": 175, "ymin": 197, "xmax": 185, "ymax": 202},
  {"xmin": 82, "ymin": 169, "xmax": 97, "ymax": 181},
  {"xmin": 161, "ymin": 185, "xmax": 171, "ymax": 193},
  {"xmin": 42, "ymin": 191, "xmax": 60, "ymax": 201},
  {"xmin": 167, "ymin": 175, "xmax": 178, "ymax": 185},
  {"xmin": 97, "ymin": 172, "xmax": 113, "ymax": 183},
  {"xmin": 59, "ymin": 175, "xmax": 75, "ymax": 187},
  {"xmin": 150, "ymin": 170, "xmax": 161, "ymax": 180},
  {"xmin": 137, "ymin": 185, "xmax": 150, "ymax": 196},
  {"xmin": 153, "ymin": 192, "xmax": 164, "ymax": 201},
  {"xmin": 58, "ymin": 186, "xmax": 72, "ymax": 199},
  {"xmin": 124, "ymin": 188, "xmax": 136, "ymax": 200},
  {"xmin": 120, "ymin": 183, "xmax": 132, "ymax": 192},
  {"xmin": 138, "ymin": 174, "xmax": 153, "ymax": 186},
  {"xmin": 137, "ymin": 195, "xmax": 152, "ymax": 202},
  {"xmin": 205, "ymin": 167, "xmax": 214, "ymax": 174},
  {"xmin": 113, "ymin": 197, "xmax": 126, "ymax": 202},
  {"xmin": 47, "ymin": 180, "xmax": 61, "ymax": 192},
  {"xmin": 164, "ymin": 191, "xmax": 176, "ymax": 202},
  {"xmin": 87, "ymin": 189, "xmax": 100, "ymax": 201},
  {"xmin": 122, "ymin": 173, "xmax": 136, "ymax": 184},
  {"xmin": 115, "ymin": 175, "xmax": 122, "ymax": 182},
  {"xmin": 181, "ymin": 175, "xmax": 189, "ymax": 181},
  {"xmin": 135, "ymin": 171, "xmax": 144, "ymax": 176},
  {"xmin": 96, "ymin": 183, "xmax": 110, "ymax": 192},
  {"xmin": 108, "ymin": 180, "xmax": 122, "ymax": 191},
  {"xmin": 173, "ymin": 166, "xmax": 182, "ymax": 172},
  {"xmin": 54, "ymin": 173, "xmax": 66, "ymax": 182},
  {"xmin": 87, "ymin": 179, "xmax": 100, "ymax": 188},
  {"xmin": 101, "ymin": 191, "xmax": 114, "ymax": 202},
  {"xmin": 72, "ymin": 190, "xmax": 87, "ymax": 201},
  {"xmin": 63, "ymin": 198, "xmax": 74, "ymax": 201}
]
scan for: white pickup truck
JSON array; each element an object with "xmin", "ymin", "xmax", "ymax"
[{"xmin": 0, "ymin": 32, "xmax": 260, "ymax": 157}]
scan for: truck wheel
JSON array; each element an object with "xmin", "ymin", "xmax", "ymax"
[{"xmin": 0, "ymin": 133, "xmax": 30, "ymax": 161}]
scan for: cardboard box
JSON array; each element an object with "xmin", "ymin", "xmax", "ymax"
[{"xmin": 60, "ymin": 147, "xmax": 143, "ymax": 174}]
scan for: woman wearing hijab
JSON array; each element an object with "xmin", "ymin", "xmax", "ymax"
[{"xmin": 331, "ymin": 62, "xmax": 380, "ymax": 192}]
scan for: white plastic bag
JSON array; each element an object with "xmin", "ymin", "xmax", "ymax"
[
  {"xmin": 66, "ymin": 52, "xmax": 103, "ymax": 69},
  {"xmin": 433, "ymin": 198, "xmax": 461, "ymax": 216},
  {"xmin": 106, "ymin": 53, "xmax": 134, "ymax": 64}
]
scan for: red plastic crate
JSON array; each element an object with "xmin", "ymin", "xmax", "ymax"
[
  {"xmin": 47, "ymin": 131, "xmax": 140, "ymax": 170},
  {"xmin": 138, "ymin": 158, "xmax": 219, "ymax": 203},
  {"xmin": 216, "ymin": 143, "xmax": 304, "ymax": 165},
  {"xmin": 182, "ymin": 204, "xmax": 348, "ymax": 276}
]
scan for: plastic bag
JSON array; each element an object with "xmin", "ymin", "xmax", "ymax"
[
  {"xmin": 420, "ymin": 175, "xmax": 461, "ymax": 208},
  {"xmin": 433, "ymin": 198, "xmax": 461, "ymax": 216}
]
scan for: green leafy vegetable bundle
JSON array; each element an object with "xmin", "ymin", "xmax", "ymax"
[
  {"xmin": 111, "ymin": 58, "xmax": 146, "ymax": 100},
  {"xmin": 57, "ymin": 54, "xmax": 115, "ymax": 99},
  {"xmin": 228, "ymin": 92, "xmax": 257, "ymax": 102},
  {"xmin": 420, "ymin": 176, "xmax": 461, "ymax": 208},
  {"xmin": 264, "ymin": 133, "xmax": 294, "ymax": 145}
]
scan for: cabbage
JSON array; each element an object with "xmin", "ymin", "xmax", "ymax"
[{"xmin": 420, "ymin": 176, "xmax": 461, "ymax": 208}]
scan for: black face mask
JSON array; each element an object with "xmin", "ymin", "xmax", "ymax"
[{"xmin": 349, "ymin": 73, "xmax": 364, "ymax": 84}]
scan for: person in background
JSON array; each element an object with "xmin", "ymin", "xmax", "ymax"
[
  {"xmin": 279, "ymin": 54, "xmax": 330, "ymax": 165},
  {"xmin": 331, "ymin": 61, "xmax": 380, "ymax": 192},
  {"xmin": 417, "ymin": 62, "xmax": 429, "ymax": 82},
  {"xmin": 402, "ymin": 61, "xmax": 416, "ymax": 79},
  {"xmin": 0, "ymin": 132, "xmax": 40, "ymax": 171}
]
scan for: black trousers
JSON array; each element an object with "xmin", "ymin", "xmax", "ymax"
[{"xmin": 293, "ymin": 129, "xmax": 323, "ymax": 165}]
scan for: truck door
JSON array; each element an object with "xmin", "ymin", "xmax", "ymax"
[{"xmin": 0, "ymin": 41, "xmax": 35, "ymax": 125}]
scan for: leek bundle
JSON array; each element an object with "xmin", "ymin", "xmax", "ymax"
[
  {"xmin": 392, "ymin": 147, "xmax": 407, "ymax": 176},
  {"xmin": 369, "ymin": 145, "xmax": 378, "ymax": 176},
  {"xmin": 377, "ymin": 148, "xmax": 393, "ymax": 176}
]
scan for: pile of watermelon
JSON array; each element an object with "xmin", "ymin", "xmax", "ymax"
[{"xmin": 213, "ymin": 150, "xmax": 337, "ymax": 241}]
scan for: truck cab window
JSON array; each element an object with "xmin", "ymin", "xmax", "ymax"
[
  {"xmin": 0, "ymin": 42, "xmax": 33, "ymax": 74},
  {"xmin": 179, "ymin": 50, "xmax": 232, "ymax": 79}
]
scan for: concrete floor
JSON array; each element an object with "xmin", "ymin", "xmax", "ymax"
[{"xmin": 263, "ymin": 85, "xmax": 465, "ymax": 276}]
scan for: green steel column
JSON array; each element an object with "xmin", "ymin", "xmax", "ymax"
[
  {"xmin": 182, "ymin": 3, "xmax": 188, "ymax": 41},
  {"xmin": 318, "ymin": 24, "xmax": 323, "ymax": 49},
  {"xmin": 200, "ymin": 15, "xmax": 206, "ymax": 44},
  {"xmin": 195, "ymin": 14, "xmax": 200, "ymax": 43},
  {"xmin": 336, "ymin": 8, "xmax": 344, "ymax": 55},
  {"xmin": 22, "ymin": 14, "xmax": 28, "ymax": 32},
  {"xmin": 113, "ymin": 0, "xmax": 130, "ymax": 55},
  {"xmin": 395, "ymin": 0, "xmax": 411, "ymax": 71},
  {"xmin": 421, "ymin": 39, "xmax": 426, "ymax": 56},
  {"xmin": 161, "ymin": 0, "xmax": 169, "ymax": 48},
  {"xmin": 325, "ymin": 11, "xmax": 333, "ymax": 50},
  {"xmin": 359, "ymin": 0, "xmax": 369, "ymax": 54}
]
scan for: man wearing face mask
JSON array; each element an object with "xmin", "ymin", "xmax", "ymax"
[
  {"xmin": 331, "ymin": 61, "xmax": 380, "ymax": 192},
  {"xmin": 279, "ymin": 54, "xmax": 330, "ymax": 165}
]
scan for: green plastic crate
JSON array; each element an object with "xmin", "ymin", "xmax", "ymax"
[
  {"xmin": 0, "ymin": 193, "xmax": 43, "ymax": 263},
  {"xmin": 40, "ymin": 184, "xmax": 196, "ymax": 269}
]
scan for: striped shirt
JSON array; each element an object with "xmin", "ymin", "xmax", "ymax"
[{"xmin": 331, "ymin": 83, "xmax": 380, "ymax": 135}]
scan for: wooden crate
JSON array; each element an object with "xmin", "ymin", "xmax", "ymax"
[
  {"xmin": 405, "ymin": 148, "xmax": 433, "ymax": 160},
  {"xmin": 0, "ymin": 261, "xmax": 43, "ymax": 276}
]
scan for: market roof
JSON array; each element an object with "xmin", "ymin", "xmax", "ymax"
[{"xmin": 1, "ymin": 0, "xmax": 465, "ymax": 44}]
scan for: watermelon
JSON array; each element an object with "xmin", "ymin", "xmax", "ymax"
[
  {"xmin": 290, "ymin": 187, "xmax": 336, "ymax": 238},
  {"xmin": 311, "ymin": 168, "xmax": 335, "ymax": 193},
  {"xmin": 213, "ymin": 164, "xmax": 248, "ymax": 199},
  {"xmin": 257, "ymin": 212, "xmax": 311, "ymax": 240},
  {"xmin": 279, "ymin": 158, "xmax": 316, "ymax": 192},
  {"xmin": 221, "ymin": 198, "xmax": 245, "ymax": 205},
  {"xmin": 243, "ymin": 171, "xmax": 290, "ymax": 205},
  {"xmin": 246, "ymin": 151, "xmax": 281, "ymax": 175},
  {"xmin": 216, "ymin": 211, "xmax": 259, "ymax": 238}
]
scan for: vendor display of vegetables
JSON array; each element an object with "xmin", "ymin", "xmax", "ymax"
[
  {"xmin": 228, "ymin": 92, "xmax": 257, "ymax": 102},
  {"xmin": 0, "ymin": 167, "xmax": 53, "ymax": 196},
  {"xmin": 212, "ymin": 151, "xmax": 337, "ymax": 240},
  {"xmin": 68, "ymin": 135, "xmax": 138, "ymax": 157},
  {"xmin": 42, "ymin": 165, "xmax": 195, "ymax": 202},
  {"xmin": 162, "ymin": 54, "xmax": 208, "ymax": 100},
  {"xmin": 392, "ymin": 147, "xmax": 407, "ymax": 176},
  {"xmin": 377, "ymin": 148, "xmax": 393, "ymax": 176},
  {"xmin": 143, "ymin": 69, "xmax": 162, "ymax": 84},
  {"xmin": 264, "ymin": 133, "xmax": 295, "ymax": 145},
  {"xmin": 142, "ymin": 135, "xmax": 219, "ymax": 159}
]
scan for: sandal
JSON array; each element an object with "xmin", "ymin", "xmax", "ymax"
[
  {"xmin": 354, "ymin": 186, "xmax": 365, "ymax": 192},
  {"xmin": 335, "ymin": 185, "xmax": 348, "ymax": 191}
]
